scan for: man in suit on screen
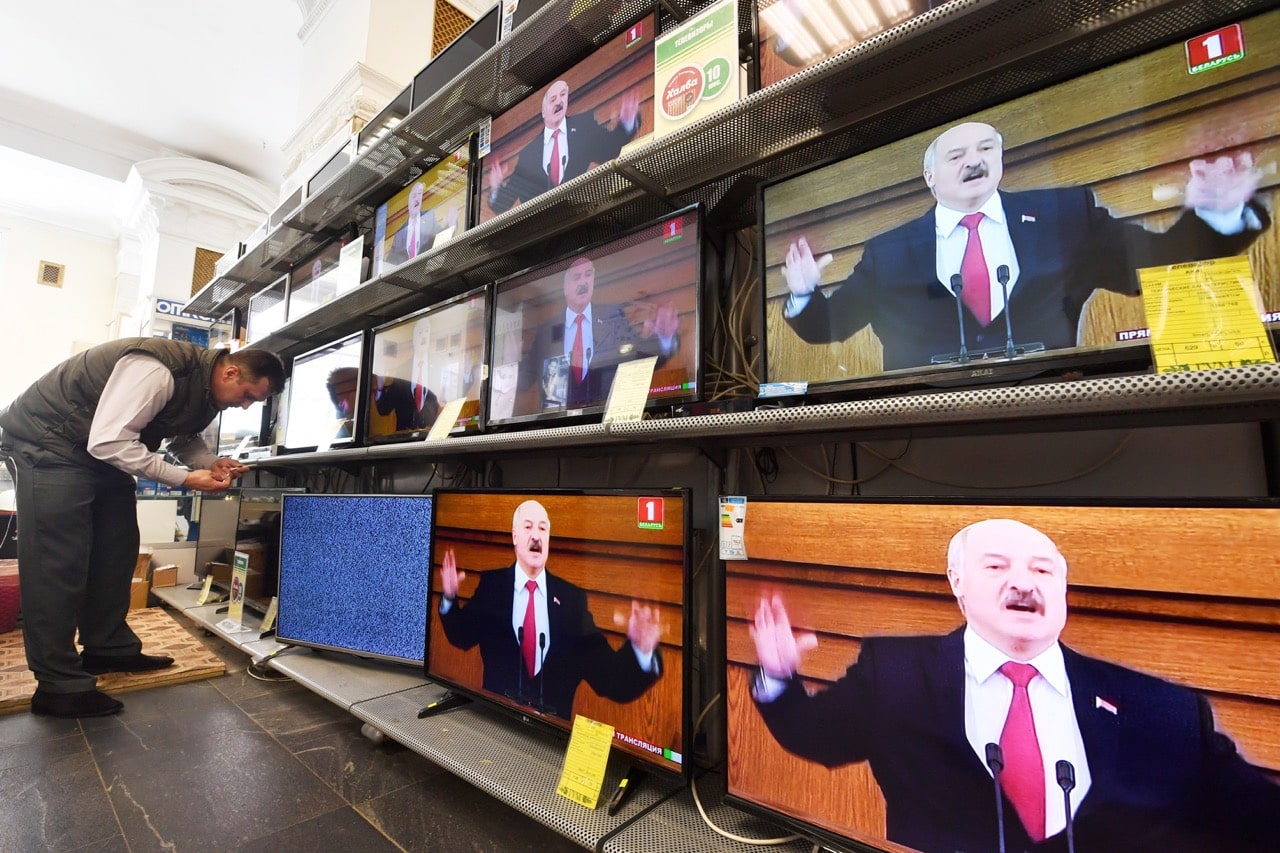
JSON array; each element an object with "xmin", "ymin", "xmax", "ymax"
[
  {"xmin": 749, "ymin": 518, "xmax": 1280, "ymax": 853},
  {"xmin": 437, "ymin": 499, "xmax": 662, "ymax": 720},
  {"xmin": 521, "ymin": 256, "xmax": 680, "ymax": 409},
  {"xmin": 779, "ymin": 121, "xmax": 1270, "ymax": 370},
  {"xmin": 486, "ymin": 79, "xmax": 642, "ymax": 215}
]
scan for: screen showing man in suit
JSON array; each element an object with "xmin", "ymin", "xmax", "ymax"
[
  {"xmin": 762, "ymin": 13, "xmax": 1279, "ymax": 391},
  {"xmin": 729, "ymin": 506, "xmax": 1280, "ymax": 853},
  {"xmin": 479, "ymin": 16, "xmax": 655, "ymax": 223},
  {"xmin": 487, "ymin": 209, "xmax": 700, "ymax": 426},
  {"xmin": 372, "ymin": 147, "xmax": 469, "ymax": 279}
]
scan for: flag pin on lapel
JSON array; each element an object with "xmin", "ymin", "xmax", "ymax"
[
  {"xmin": 1022, "ymin": 214, "xmax": 1037, "ymax": 223},
  {"xmin": 553, "ymin": 596, "xmax": 561, "ymax": 606},
  {"xmin": 1095, "ymin": 695, "xmax": 1119, "ymax": 715}
]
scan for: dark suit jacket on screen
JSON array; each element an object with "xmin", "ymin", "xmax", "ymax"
[
  {"xmin": 439, "ymin": 564, "xmax": 660, "ymax": 720},
  {"xmin": 785, "ymin": 187, "xmax": 1270, "ymax": 370},
  {"xmin": 385, "ymin": 211, "xmax": 445, "ymax": 267},
  {"xmin": 519, "ymin": 302, "xmax": 678, "ymax": 410},
  {"xmin": 755, "ymin": 629, "xmax": 1280, "ymax": 853},
  {"xmin": 489, "ymin": 113, "xmax": 638, "ymax": 214},
  {"xmin": 372, "ymin": 377, "xmax": 439, "ymax": 432}
]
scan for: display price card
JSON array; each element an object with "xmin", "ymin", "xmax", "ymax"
[
  {"xmin": 216, "ymin": 550, "xmax": 253, "ymax": 634},
  {"xmin": 602, "ymin": 357, "xmax": 657, "ymax": 424},
  {"xmin": 1137, "ymin": 256, "xmax": 1277, "ymax": 374},
  {"xmin": 426, "ymin": 397, "xmax": 468, "ymax": 441},
  {"xmin": 196, "ymin": 574, "xmax": 215, "ymax": 605},
  {"xmin": 556, "ymin": 715, "xmax": 615, "ymax": 809},
  {"xmin": 259, "ymin": 596, "xmax": 279, "ymax": 634}
]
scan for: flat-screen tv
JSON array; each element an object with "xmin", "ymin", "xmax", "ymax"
[
  {"xmin": 216, "ymin": 401, "xmax": 267, "ymax": 460},
  {"xmin": 366, "ymin": 286, "xmax": 488, "ymax": 442},
  {"xmin": 193, "ymin": 488, "xmax": 301, "ymax": 618},
  {"xmin": 756, "ymin": 0, "xmax": 953, "ymax": 89},
  {"xmin": 722, "ymin": 496, "xmax": 1280, "ymax": 853},
  {"xmin": 478, "ymin": 13, "xmax": 655, "ymax": 224},
  {"xmin": 279, "ymin": 333, "xmax": 365, "ymax": 453},
  {"xmin": 246, "ymin": 276, "xmax": 288, "ymax": 344},
  {"xmin": 371, "ymin": 146, "xmax": 471, "ymax": 281},
  {"xmin": 761, "ymin": 9, "xmax": 1279, "ymax": 399},
  {"xmin": 277, "ymin": 494, "xmax": 433, "ymax": 665},
  {"xmin": 287, "ymin": 239, "xmax": 347, "ymax": 323},
  {"xmin": 410, "ymin": 5, "xmax": 500, "ymax": 111},
  {"xmin": 426, "ymin": 489, "xmax": 691, "ymax": 778},
  {"xmin": 487, "ymin": 206, "xmax": 703, "ymax": 427}
]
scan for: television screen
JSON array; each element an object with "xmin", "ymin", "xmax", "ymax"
[
  {"xmin": 411, "ymin": 5, "xmax": 500, "ymax": 111},
  {"xmin": 478, "ymin": 14, "xmax": 655, "ymax": 224},
  {"xmin": 246, "ymin": 276, "xmax": 288, "ymax": 344},
  {"xmin": 762, "ymin": 10, "xmax": 1279, "ymax": 398},
  {"xmin": 287, "ymin": 239, "xmax": 346, "ymax": 323},
  {"xmin": 280, "ymin": 333, "xmax": 365, "ymax": 452},
  {"xmin": 371, "ymin": 147, "xmax": 471, "ymax": 281},
  {"xmin": 426, "ymin": 489, "xmax": 691, "ymax": 777},
  {"xmin": 366, "ymin": 286, "xmax": 488, "ymax": 442},
  {"xmin": 722, "ymin": 497, "xmax": 1280, "ymax": 853},
  {"xmin": 216, "ymin": 401, "xmax": 267, "ymax": 460},
  {"xmin": 756, "ymin": 0, "xmax": 953, "ymax": 89},
  {"xmin": 277, "ymin": 494, "xmax": 433, "ymax": 665},
  {"xmin": 487, "ymin": 206, "xmax": 702, "ymax": 427}
]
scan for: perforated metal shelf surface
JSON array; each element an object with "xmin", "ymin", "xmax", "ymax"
[{"xmin": 350, "ymin": 685, "xmax": 683, "ymax": 850}]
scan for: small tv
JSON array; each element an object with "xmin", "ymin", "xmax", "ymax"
[
  {"xmin": 246, "ymin": 276, "xmax": 288, "ymax": 344},
  {"xmin": 286, "ymin": 239, "xmax": 346, "ymax": 323},
  {"xmin": 722, "ymin": 496, "xmax": 1280, "ymax": 853},
  {"xmin": 426, "ymin": 489, "xmax": 691, "ymax": 778},
  {"xmin": 756, "ymin": 0, "xmax": 952, "ymax": 89},
  {"xmin": 371, "ymin": 146, "xmax": 471, "ymax": 281},
  {"xmin": 761, "ymin": 9, "xmax": 1279, "ymax": 399},
  {"xmin": 478, "ymin": 14, "xmax": 655, "ymax": 224},
  {"xmin": 216, "ymin": 401, "xmax": 267, "ymax": 460},
  {"xmin": 277, "ymin": 494, "xmax": 433, "ymax": 665},
  {"xmin": 279, "ymin": 332, "xmax": 365, "ymax": 453},
  {"xmin": 486, "ymin": 205, "xmax": 703, "ymax": 428},
  {"xmin": 410, "ymin": 5, "xmax": 500, "ymax": 111},
  {"xmin": 366, "ymin": 286, "xmax": 488, "ymax": 442}
]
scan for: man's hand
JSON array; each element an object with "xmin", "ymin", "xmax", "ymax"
[
  {"xmin": 210, "ymin": 457, "xmax": 248, "ymax": 482},
  {"xmin": 749, "ymin": 594, "xmax": 818, "ymax": 680},
  {"xmin": 182, "ymin": 470, "xmax": 234, "ymax": 492},
  {"xmin": 624, "ymin": 600, "xmax": 662, "ymax": 655},
  {"xmin": 1184, "ymin": 151, "xmax": 1261, "ymax": 212},
  {"xmin": 440, "ymin": 548, "xmax": 465, "ymax": 601},
  {"xmin": 783, "ymin": 236, "xmax": 834, "ymax": 297},
  {"xmin": 650, "ymin": 302, "xmax": 679, "ymax": 340},
  {"xmin": 618, "ymin": 88, "xmax": 641, "ymax": 133},
  {"xmin": 487, "ymin": 159, "xmax": 507, "ymax": 200}
]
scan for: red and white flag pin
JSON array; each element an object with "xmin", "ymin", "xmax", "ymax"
[{"xmin": 1095, "ymin": 695, "xmax": 1119, "ymax": 715}]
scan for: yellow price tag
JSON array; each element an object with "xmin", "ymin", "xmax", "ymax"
[{"xmin": 556, "ymin": 715, "xmax": 614, "ymax": 809}]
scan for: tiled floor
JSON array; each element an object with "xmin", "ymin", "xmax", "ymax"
[{"xmin": 0, "ymin": 630, "xmax": 586, "ymax": 852}]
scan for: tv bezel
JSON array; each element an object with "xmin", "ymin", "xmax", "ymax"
[
  {"xmin": 278, "ymin": 331, "xmax": 367, "ymax": 454},
  {"xmin": 483, "ymin": 202, "xmax": 707, "ymax": 429},
  {"xmin": 755, "ymin": 10, "xmax": 1279, "ymax": 402},
  {"xmin": 410, "ymin": 5, "xmax": 501, "ymax": 112},
  {"xmin": 363, "ymin": 283, "xmax": 490, "ymax": 444},
  {"xmin": 720, "ymin": 493, "xmax": 1280, "ymax": 853},
  {"xmin": 424, "ymin": 486, "xmax": 695, "ymax": 781},
  {"xmin": 275, "ymin": 492, "xmax": 434, "ymax": 667}
]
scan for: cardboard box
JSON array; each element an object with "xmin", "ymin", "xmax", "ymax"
[
  {"xmin": 134, "ymin": 548, "xmax": 153, "ymax": 579},
  {"xmin": 129, "ymin": 577, "xmax": 149, "ymax": 610},
  {"xmin": 151, "ymin": 564, "xmax": 178, "ymax": 588}
]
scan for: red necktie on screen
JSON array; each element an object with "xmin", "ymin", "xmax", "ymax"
[
  {"xmin": 414, "ymin": 383, "xmax": 424, "ymax": 411},
  {"xmin": 959, "ymin": 212, "xmax": 991, "ymax": 325},
  {"xmin": 549, "ymin": 129, "xmax": 562, "ymax": 186},
  {"xmin": 409, "ymin": 221, "xmax": 419, "ymax": 258},
  {"xmin": 521, "ymin": 579, "xmax": 538, "ymax": 677},
  {"xmin": 570, "ymin": 313, "xmax": 586, "ymax": 381},
  {"xmin": 1000, "ymin": 661, "xmax": 1046, "ymax": 842}
]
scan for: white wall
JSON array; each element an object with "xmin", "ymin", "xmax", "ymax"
[{"xmin": 0, "ymin": 215, "xmax": 119, "ymax": 406}]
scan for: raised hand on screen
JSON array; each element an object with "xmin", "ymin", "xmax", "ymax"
[
  {"xmin": 440, "ymin": 548, "xmax": 466, "ymax": 601},
  {"xmin": 1184, "ymin": 150, "xmax": 1262, "ymax": 213},
  {"xmin": 749, "ymin": 594, "xmax": 818, "ymax": 680},
  {"xmin": 618, "ymin": 88, "xmax": 642, "ymax": 133},
  {"xmin": 624, "ymin": 600, "xmax": 662, "ymax": 655},
  {"xmin": 782, "ymin": 236, "xmax": 834, "ymax": 297}
]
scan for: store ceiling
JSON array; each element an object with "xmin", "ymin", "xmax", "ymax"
[{"xmin": 0, "ymin": 0, "xmax": 309, "ymax": 236}]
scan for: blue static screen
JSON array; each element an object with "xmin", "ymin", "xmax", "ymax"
[{"xmin": 277, "ymin": 495, "xmax": 432, "ymax": 664}]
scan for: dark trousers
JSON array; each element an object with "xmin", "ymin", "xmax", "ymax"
[{"xmin": 2, "ymin": 435, "xmax": 142, "ymax": 693}]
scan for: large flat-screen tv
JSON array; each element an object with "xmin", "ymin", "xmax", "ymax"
[
  {"xmin": 755, "ymin": 0, "xmax": 954, "ymax": 90},
  {"xmin": 365, "ymin": 286, "xmax": 488, "ymax": 443},
  {"xmin": 410, "ymin": 5, "xmax": 500, "ymax": 111},
  {"xmin": 762, "ymin": 9, "xmax": 1279, "ymax": 399},
  {"xmin": 371, "ymin": 146, "xmax": 471, "ymax": 281},
  {"xmin": 277, "ymin": 493, "xmax": 433, "ymax": 665},
  {"xmin": 279, "ymin": 333, "xmax": 365, "ymax": 453},
  {"xmin": 426, "ymin": 489, "xmax": 691, "ymax": 778},
  {"xmin": 486, "ymin": 206, "xmax": 703, "ymax": 428},
  {"xmin": 722, "ymin": 496, "xmax": 1280, "ymax": 853},
  {"xmin": 193, "ymin": 488, "xmax": 301, "ymax": 618},
  {"xmin": 478, "ymin": 13, "xmax": 655, "ymax": 224}
]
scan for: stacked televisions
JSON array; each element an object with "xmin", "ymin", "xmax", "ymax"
[{"xmin": 425, "ymin": 488, "xmax": 692, "ymax": 778}]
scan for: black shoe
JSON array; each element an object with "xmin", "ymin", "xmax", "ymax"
[
  {"xmin": 31, "ymin": 687, "xmax": 123, "ymax": 718},
  {"xmin": 81, "ymin": 652, "xmax": 176, "ymax": 675}
]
